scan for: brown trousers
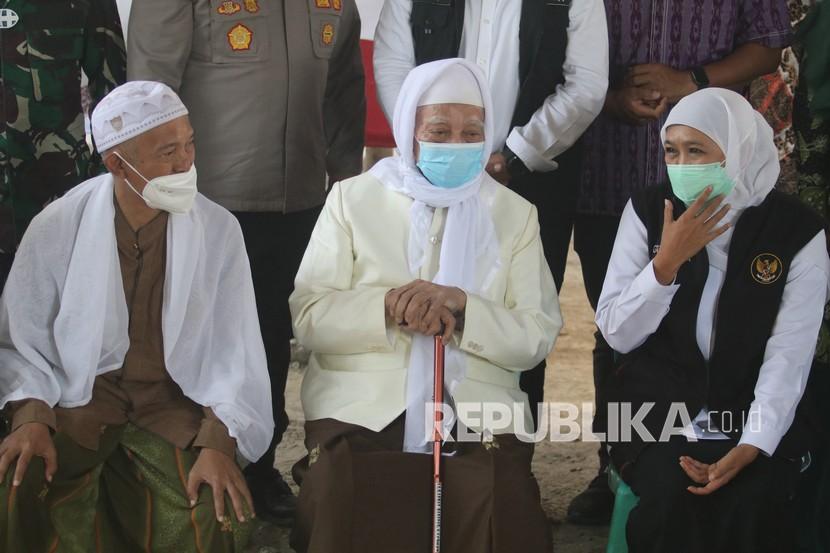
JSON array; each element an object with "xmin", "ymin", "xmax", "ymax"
[{"xmin": 290, "ymin": 417, "xmax": 552, "ymax": 553}]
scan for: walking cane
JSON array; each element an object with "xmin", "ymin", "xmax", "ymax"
[{"xmin": 432, "ymin": 335, "xmax": 445, "ymax": 553}]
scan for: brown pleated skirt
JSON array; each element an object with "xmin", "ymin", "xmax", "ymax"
[{"xmin": 290, "ymin": 417, "xmax": 552, "ymax": 553}]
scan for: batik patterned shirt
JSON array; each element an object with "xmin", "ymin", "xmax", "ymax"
[{"xmin": 579, "ymin": 0, "xmax": 792, "ymax": 215}]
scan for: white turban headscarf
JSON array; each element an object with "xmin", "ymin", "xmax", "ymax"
[
  {"xmin": 369, "ymin": 58, "xmax": 501, "ymax": 453},
  {"xmin": 661, "ymin": 88, "xmax": 780, "ymax": 212},
  {"xmin": 661, "ymin": 88, "xmax": 781, "ymax": 254}
]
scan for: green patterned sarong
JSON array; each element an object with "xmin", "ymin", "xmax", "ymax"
[{"xmin": 0, "ymin": 423, "xmax": 251, "ymax": 552}]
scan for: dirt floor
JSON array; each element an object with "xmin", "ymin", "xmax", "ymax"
[{"xmin": 247, "ymin": 247, "xmax": 611, "ymax": 552}]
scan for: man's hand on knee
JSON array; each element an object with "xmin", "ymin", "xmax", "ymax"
[
  {"xmin": 187, "ymin": 448, "xmax": 255, "ymax": 524},
  {"xmin": 0, "ymin": 422, "xmax": 57, "ymax": 486}
]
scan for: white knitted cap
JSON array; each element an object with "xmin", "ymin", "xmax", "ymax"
[
  {"xmin": 417, "ymin": 63, "xmax": 484, "ymax": 108},
  {"xmin": 91, "ymin": 81, "xmax": 189, "ymax": 153}
]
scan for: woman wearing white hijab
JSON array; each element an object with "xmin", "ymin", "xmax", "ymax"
[
  {"xmin": 596, "ymin": 88, "xmax": 830, "ymax": 553},
  {"xmin": 288, "ymin": 58, "xmax": 561, "ymax": 553}
]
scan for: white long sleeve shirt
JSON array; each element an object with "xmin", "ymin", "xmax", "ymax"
[
  {"xmin": 596, "ymin": 200, "xmax": 830, "ymax": 456},
  {"xmin": 373, "ymin": 0, "xmax": 608, "ymax": 171}
]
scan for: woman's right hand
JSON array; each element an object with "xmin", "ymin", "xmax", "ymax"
[{"xmin": 652, "ymin": 187, "xmax": 731, "ymax": 285}]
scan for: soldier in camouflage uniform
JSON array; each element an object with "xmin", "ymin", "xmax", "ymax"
[{"xmin": 0, "ymin": 0, "xmax": 126, "ymax": 285}]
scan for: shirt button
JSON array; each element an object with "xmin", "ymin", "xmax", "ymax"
[
  {"xmin": 429, "ymin": 235, "xmax": 439, "ymax": 245},
  {"xmin": 133, "ymin": 243, "xmax": 139, "ymax": 250},
  {"xmin": 484, "ymin": 18, "xmax": 491, "ymax": 24}
]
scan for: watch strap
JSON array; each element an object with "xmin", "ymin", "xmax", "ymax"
[{"xmin": 690, "ymin": 66, "xmax": 710, "ymax": 90}]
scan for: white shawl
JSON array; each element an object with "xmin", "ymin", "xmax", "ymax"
[
  {"xmin": 0, "ymin": 174, "xmax": 273, "ymax": 462},
  {"xmin": 369, "ymin": 58, "xmax": 501, "ymax": 453}
]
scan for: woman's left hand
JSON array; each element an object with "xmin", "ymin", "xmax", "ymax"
[{"xmin": 679, "ymin": 444, "xmax": 760, "ymax": 496}]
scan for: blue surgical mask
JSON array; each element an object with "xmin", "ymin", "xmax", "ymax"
[
  {"xmin": 416, "ymin": 141, "xmax": 486, "ymax": 188},
  {"xmin": 667, "ymin": 161, "xmax": 735, "ymax": 206}
]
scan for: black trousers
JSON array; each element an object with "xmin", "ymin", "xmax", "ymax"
[
  {"xmin": 234, "ymin": 207, "xmax": 321, "ymax": 473},
  {"xmin": 795, "ymin": 361, "xmax": 830, "ymax": 552},
  {"xmin": 573, "ymin": 213, "xmax": 622, "ymax": 471},
  {"xmin": 625, "ymin": 437, "xmax": 800, "ymax": 553},
  {"xmin": 509, "ymin": 169, "xmax": 579, "ymax": 427}
]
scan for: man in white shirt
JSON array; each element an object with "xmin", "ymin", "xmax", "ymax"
[{"xmin": 374, "ymin": 0, "xmax": 608, "ymax": 431}]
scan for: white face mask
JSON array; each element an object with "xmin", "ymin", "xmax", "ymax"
[{"xmin": 113, "ymin": 152, "xmax": 198, "ymax": 214}]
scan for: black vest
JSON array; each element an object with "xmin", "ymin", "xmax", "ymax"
[
  {"xmin": 607, "ymin": 184, "xmax": 826, "ymax": 467},
  {"xmin": 409, "ymin": 0, "xmax": 571, "ymax": 130}
]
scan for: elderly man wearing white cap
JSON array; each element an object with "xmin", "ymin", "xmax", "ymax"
[
  {"xmin": 0, "ymin": 81, "xmax": 272, "ymax": 552},
  {"xmin": 289, "ymin": 59, "xmax": 561, "ymax": 553}
]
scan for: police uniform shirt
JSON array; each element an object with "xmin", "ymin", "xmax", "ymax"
[{"xmin": 127, "ymin": 0, "xmax": 365, "ymax": 213}]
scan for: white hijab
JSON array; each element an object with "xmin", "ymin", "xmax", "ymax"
[
  {"xmin": 369, "ymin": 58, "xmax": 501, "ymax": 453},
  {"xmin": 661, "ymin": 88, "xmax": 781, "ymax": 256}
]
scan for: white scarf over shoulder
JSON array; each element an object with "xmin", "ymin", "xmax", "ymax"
[
  {"xmin": 0, "ymin": 174, "xmax": 273, "ymax": 461},
  {"xmin": 369, "ymin": 58, "xmax": 501, "ymax": 453}
]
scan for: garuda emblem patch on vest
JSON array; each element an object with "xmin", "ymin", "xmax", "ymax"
[{"xmin": 751, "ymin": 253, "xmax": 783, "ymax": 285}]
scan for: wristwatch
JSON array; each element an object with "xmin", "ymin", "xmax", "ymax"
[
  {"xmin": 503, "ymin": 146, "xmax": 531, "ymax": 179},
  {"xmin": 690, "ymin": 66, "xmax": 710, "ymax": 90}
]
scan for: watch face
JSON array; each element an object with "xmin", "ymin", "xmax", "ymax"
[{"xmin": 693, "ymin": 68, "xmax": 709, "ymax": 87}]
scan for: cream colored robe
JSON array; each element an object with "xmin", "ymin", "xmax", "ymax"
[{"xmin": 289, "ymin": 172, "xmax": 562, "ymax": 436}]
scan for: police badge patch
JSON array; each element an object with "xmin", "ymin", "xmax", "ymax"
[
  {"xmin": 321, "ymin": 22, "xmax": 335, "ymax": 45},
  {"xmin": 227, "ymin": 23, "xmax": 253, "ymax": 51},
  {"xmin": 217, "ymin": 1, "xmax": 241, "ymax": 15},
  {"xmin": 751, "ymin": 253, "xmax": 783, "ymax": 285}
]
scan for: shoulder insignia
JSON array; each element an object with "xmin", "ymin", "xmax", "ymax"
[
  {"xmin": 332, "ymin": 0, "xmax": 342, "ymax": 10},
  {"xmin": 244, "ymin": 0, "xmax": 260, "ymax": 13},
  {"xmin": 315, "ymin": 0, "xmax": 332, "ymax": 8},
  {"xmin": 217, "ymin": 1, "xmax": 241, "ymax": 15},
  {"xmin": 227, "ymin": 23, "xmax": 253, "ymax": 51},
  {"xmin": 751, "ymin": 253, "xmax": 783, "ymax": 285},
  {"xmin": 321, "ymin": 22, "xmax": 335, "ymax": 45}
]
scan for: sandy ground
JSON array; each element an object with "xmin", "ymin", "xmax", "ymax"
[{"xmin": 247, "ymin": 246, "xmax": 610, "ymax": 552}]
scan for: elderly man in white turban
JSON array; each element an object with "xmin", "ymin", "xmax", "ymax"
[
  {"xmin": 0, "ymin": 81, "xmax": 273, "ymax": 552},
  {"xmin": 289, "ymin": 59, "xmax": 562, "ymax": 553}
]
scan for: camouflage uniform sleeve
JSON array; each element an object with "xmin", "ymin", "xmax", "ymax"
[
  {"xmin": 83, "ymin": 0, "xmax": 127, "ymax": 110},
  {"xmin": 83, "ymin": 0, "xmax": 126, "ymax": 171},
  {"xmin": 323, "ymin": 0, "xmax": 365, "ymax": 182},
  {"xmin": 126, "ymin": 0, "xmax": 194, "ymax": 91}
]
